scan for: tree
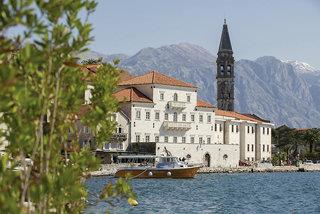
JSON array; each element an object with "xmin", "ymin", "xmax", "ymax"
[
  {"xmin": 303, "ymin": 128, "xmax": 320, "ymax": 154},
  {"xmin": 81, "ymin": 57, "xmax": 103, "ymax": 65},
  {"xmin": 0, "ymin": 1, "xmax": 135, "ymax": 213},
  {"xmin": 272, "ymin": 125, "xmax": 303, "ymax": 162}
]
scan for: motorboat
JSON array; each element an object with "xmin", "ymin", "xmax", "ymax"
[{"xmin": 115, "ymin": 155, "xmax": 200, "ymax": 179}]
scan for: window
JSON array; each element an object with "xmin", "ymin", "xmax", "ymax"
[
  {"xmin": 251, "ymin": 144, "xmax": 254, "ymax": 152},
  {"xmin": 236, "ymin": 125, "xmax": 239, "ymax": 133},
  {"xmin": 84, "ymin": 127, "xmax": 89, "ymax": 134},
  {"xmin": 145, "ymin": 135, "xmax": 150, "ymax": 142},
  {"xmin": 215, "ymin": 124, "xmax": 217, "ymax": 131},
  {"xmin": 118, "ymin": 143, "xmax": 123, "ymax": 150},
  {"xmin": 173, "ymin": 93, "xmax": 178, "ymax": 101},
  {"xmin": 207, "ymin": 115, "xmax": 211, "ymax": 123},
  {"xmin": 190, "ymin": 136, "xmax": 195, "ymax": 144},
  {"xmin": 267, "ymin": 145, "xmax": 270, "ymax": 152},
  {"xmin": 136, "ymin": 135, "xmax": 140, "ymax": 142},
  {"xmin": 252, "ymin": 127, "xmax": 254, "ymax": 134},
  {"xmin": 104, "ymin": 143, "xmax": 110, "ymax": 150},
  {"xmin": 187, "ymin": 95, "xmax": 191, "ymax": 102},
  {"xmin": 182, "ymin": 137, "xmax": 186, "ymax": 143},
  {"xmin": 251, "ymin": 157, "xmax": 254, "ymax": 161},
  {"xmin": 165, "ymin": 113, "xmax": 169, "ymax": 120},
  {"xmin": 153, "ymin": 123, "xmax": 155, "ymax": 128},
  {"xmin": 207, "ymin": 137, "xmax": 211, "ymax": 144},
  {"xmin": 191, "ymin": 114, "xmax": 195, "ymax": 122},
  {"xmin": 173, "ymin": 137, "xmax": 177, "ymax": 143},
  {"xmin": 155, "ymin": 112, "xmax": 160, "ymax": 120},
  {"xmin": 247, "ymin": 157, "xmax": 250, "ymax": 161},
  {"xmin": 136, "ymin": 110, "xmax": 141, "ymax": 119},
  {"xmin": 199, "ymin": 137, "xmax": 203, "ymax": 144},
  {"xmin": 220, "ymin": 65, "xmax": 224, "ymax": 75},
  {"xmin": 146, "ymin": 112, "xmax": 150, "ymax": 120},
  {"xmin": 227, "ymin": 65, "xmax": 231, "ymax": 75},
  {"xmin": 199, "ymin": 115, "xmax": 203, "ymax": 123},
  {"xmin": 133, "ymin": 122, "xmax": 136, "ymax": 127},
  {"xmin": 196, "ymin": 125, "xmax": 198, "ymax": 130},
  {"xmin": 182, "ymin": 114, "xmax": 186, "ymax": 122},
  {"xmin": 263, "ymin": 145, "xmax": 265, "ymax": 152},
  {"xmin": 263, "ymin": 127, "xmax": 265, "ymax": 134},
  {"xmin": 220, "ymin": 124, "xmax": 222, "ymax": 132},
  {"xmin": 160, "ymin": 92, "xmax": 164, "ymax": 100},
  {"xmin": 118, "ymin": 127, "xmax": 122, "ymax": 133},
  {"xmin": 231, "ymin": 125, "xmax": 234, "ymax": 133},
  {"xmin": 155, "ymin": 136, "xmax": 159, "ymax": 142},
  {"xmin": 247, "ymin": 144, "xmax": 250, "ymax": 152},
  {"xmin": 164, "ymin": 136, "xmax": 168, "ymax": 143},
  {"xmin": 211, "ymin": 126, "xmax": 213, "ymax": 131},
  {"xmin": 247, "ymin": 126, "xmax": 250, "ymax": 134},
  {"xmin": 173, "ymin": 112, "xmax": 178, "ymax": 122},
  {"xmin": 267, "ymin": 128, "xmax": 270, "ymax": 135}
]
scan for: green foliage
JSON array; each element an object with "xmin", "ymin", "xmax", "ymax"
[
  {"xmin": 0, "ymin": 0, "xmax": 135, "ymax": 213},
  {"xmin": 81, "ymin": 57, "xmax": 103, "ymax": 65},
  {"xmin": 272, "ymin": 126, "xmax": 320, "ymax": 163},
  {"xmin": 303, "ymin": 128, "xmax": 320, "ymax": 154}
]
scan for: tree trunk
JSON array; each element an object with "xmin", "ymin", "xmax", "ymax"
[{"xmin": 309, "ymin": 141, "xmax": 313, "ymax": 153}]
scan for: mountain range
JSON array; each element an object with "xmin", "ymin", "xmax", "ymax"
[{"xmin": 80, "ymin": 43, "xmax": 320, "ymax": 128}]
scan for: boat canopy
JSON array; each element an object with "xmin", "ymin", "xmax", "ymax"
[{"xmin": 117, "ymin": 155, "xmax": 157, "ymax": 159}]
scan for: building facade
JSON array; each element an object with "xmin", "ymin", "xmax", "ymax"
[
  {"xmin": 81, "ymin": 20, "xmax": 273, "ymax": 167},
  {"xmin": 96, "ymin": 70, "xmax": 273, "ymax": 167}
]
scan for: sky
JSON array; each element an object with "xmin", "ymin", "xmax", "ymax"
[{"xmin": 86, "ymin": 0, "xmax": 320, "ymax": 68}]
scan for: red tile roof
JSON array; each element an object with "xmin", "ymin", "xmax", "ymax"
[
  {"xmin": 196, "ymin": 99, "xmax": 214, "ymax": 108},
  {"xmin": 113, "ymin": 87, "xmax": 153, "ymax": 103},
  {"xmin": 118, "ymin": 70, "xmax": 196, "ymax": 88},
  {"xmin": 215, "ymin": 109, "xmax": 264, "ymax": 123}
]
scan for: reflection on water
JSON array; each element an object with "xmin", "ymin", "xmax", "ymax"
[{"xmin": 85, "ymin": 172, "xmax": 320, "ymax": 214}]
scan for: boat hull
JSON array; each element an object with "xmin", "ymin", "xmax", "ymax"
[{"xmin": 115, "ymin": 166, "xmax": 200, "ymax": 179}]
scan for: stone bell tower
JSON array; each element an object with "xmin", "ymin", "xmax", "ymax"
[{"xmin": 216, "ymin": 19, "xmax": 235, "ymax": 111}]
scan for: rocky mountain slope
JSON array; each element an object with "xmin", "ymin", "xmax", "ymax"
[{"xmin": 82, "ymin": 43, "xmax": 320, "ymax": 128}]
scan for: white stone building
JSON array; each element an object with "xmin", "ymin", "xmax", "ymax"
[
  {"xmin": 82, "ymin": 20, "xmax": 273, "ymax": 167},
  {"xmin": 100, "ymin": 70, "xmax": 273, "ymax": 167}
]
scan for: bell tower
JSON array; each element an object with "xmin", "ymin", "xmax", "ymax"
[{"xmin": 216, "ymin": 19, "xmax": 235, "ymax": 111}]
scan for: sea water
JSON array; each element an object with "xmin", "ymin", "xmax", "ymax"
[{"xmin": 85, "ymin": 172, "xmax": 320, "ymax": 214}]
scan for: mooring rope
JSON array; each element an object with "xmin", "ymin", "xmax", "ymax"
[{"xmin": 131, "ymin": 167, "xmax": 150, "ymax": 179}]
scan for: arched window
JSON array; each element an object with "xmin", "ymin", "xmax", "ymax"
[
  {"xmin": 173, "ymin": 93, "xmax": 178, "ymax": 101},
  {"xmin": 220, "ymin": 65, "xmax": 224, "ymax": 75},
  {"xmin": 227, "ymin": 65, "xmax": 231, "ymax": 75}
]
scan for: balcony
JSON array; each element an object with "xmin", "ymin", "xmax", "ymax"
[
  {"xmin": 109, "ymin": 133, "xmax": 127, "ymax": 142},
  {"xmin": 163, "ymin": 121, "xmax": 191, "ymax": 131},
  {"xmin": 168, "ymin": 101, "xmax": 186, "ymax": 110}
]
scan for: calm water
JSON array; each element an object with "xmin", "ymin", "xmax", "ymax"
[{"xmin": 85, "ymin": 172, "xmax": 320, "ymax": 214}]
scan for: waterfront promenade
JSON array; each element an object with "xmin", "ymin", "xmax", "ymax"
[{"xmin": 89, "ymin": 163, "xmax": 320, "ymax": 177}]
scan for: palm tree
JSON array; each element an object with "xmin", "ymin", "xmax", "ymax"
[{"xmin": 303, "ymin": 128, "xmax": 320, "ymax": 154}]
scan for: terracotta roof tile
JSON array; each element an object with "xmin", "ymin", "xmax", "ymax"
[
  {"xmin": 118, "ymin": 70, "xmax": 196, "ymax": 88},
  {"xmin": 113, "ymin": 87, "xmax": 153, "ymax": 103},
  {"xmin": 215, "ymin": 109, "xmax": 264, "ymax": 123},
  {"xmin": 196, "ymin": 99, "xmax": 214, "ymax": 108}
]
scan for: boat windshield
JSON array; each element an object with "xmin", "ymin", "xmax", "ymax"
[
  {"xmin": 158, "ymin": 157, "xmax": 179, "ymax": 163},
  {"xmin": 117, "ymin": 155, "xmax": 156, "ymax": 164}
]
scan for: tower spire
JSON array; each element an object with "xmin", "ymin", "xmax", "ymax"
[
  {"xmin": 216, "ymin": 19, "xmax": 235, "ymax": 111},
  {"xmin": 218, "ymin": 19, "xmax": 233, "ymax": 52}
]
